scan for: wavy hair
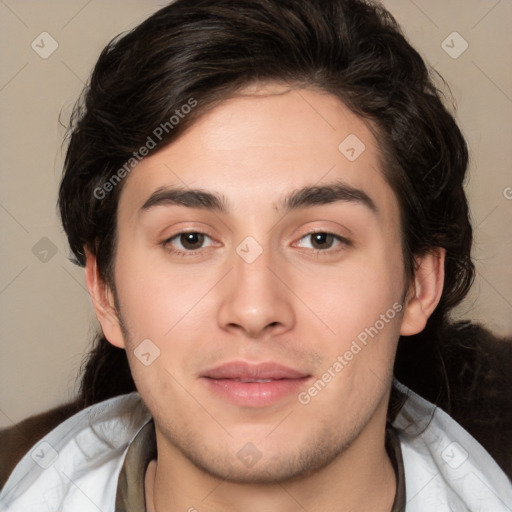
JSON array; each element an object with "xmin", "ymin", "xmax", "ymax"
[{"xmin": 59, "ymin": 0, "xmax": 474, "ymax": 414}]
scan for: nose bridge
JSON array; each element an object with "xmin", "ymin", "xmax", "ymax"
[
  {"xmin": 216, "ymin": 236, "xmax": 295, "ymax": 337},
  {"xmin": 234, "ymin": 238, "xmax": 274, "ymax": 296}
]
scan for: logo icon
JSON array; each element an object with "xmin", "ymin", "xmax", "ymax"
[
  {"xmin": 237, "ymin": 442, "xmax": 263, "ymax": 468},
  {"xmin": 338, "ymin": 134, "xmax": 366, "ymax": 161},
  {"xmin": 441, "ymin": 32, "xmax": 468, "ymax": 59},
  {"xmin": 31, "ymin": 32, "xmax": 59, "ymax": 59},
  {"xmin": 31, "ymin": 441, "xmax": 58, "ymax": 469},
  {"xmin": 134, "ymin": 338, "xmax": 161, "ymax": 366},
  {"xmin": 32, "ymin": 237, "xmax": 58, "ymax": 263},
  {"xmin": 441, "ymin": 441, "xmax": 469, "ymax": 469},
  {"xmin": 236, "ymin": 236, "xmax": 263, "ymax": 264}
]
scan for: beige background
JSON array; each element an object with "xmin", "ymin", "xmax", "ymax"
[{"xmin": 0, "ymin": 0, "xmax": 511, "ymax": 428}]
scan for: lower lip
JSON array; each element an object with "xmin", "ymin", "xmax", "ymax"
[{"xmin": 201, "ymin": 377, "xmax": 311, "ymax": 407}]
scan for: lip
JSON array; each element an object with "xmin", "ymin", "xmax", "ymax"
[
  {"xmin": 200, "ymin": 361, "xmax": 311, "ymax": 407},
  {"xmin": 200, "ymin": 361, "xmax": 308, "ymax": 380}
]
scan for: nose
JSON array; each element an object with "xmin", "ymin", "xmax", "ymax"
[{"xmin": 216, "ymin": 243, "xmax": 295, "ymax": 339}]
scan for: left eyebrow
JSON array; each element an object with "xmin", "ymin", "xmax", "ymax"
[
  {"xmin": 139, "ymin": 181, "xmax": 377, "ymax": 215},
  {"xmin": 280, "ymin": 181, "xmax": 377, "ymax": 214}
]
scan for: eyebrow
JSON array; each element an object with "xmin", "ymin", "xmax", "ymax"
[{"xmin": 140, "ymin": 181, "xmax": 377, "ymax": 215}]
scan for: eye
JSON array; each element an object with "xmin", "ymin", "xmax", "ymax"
[
  {"xmin": 295, "ymin": 232, "xmax": 348, "ymax": 252},
  {"xmin": 164, "ymin": 232, "xmax": 215, "ymax": 254}
]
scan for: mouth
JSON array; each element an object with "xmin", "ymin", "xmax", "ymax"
[
  {"xmin": 228, "ymin": 378, "xmax": 275, "ymax": 383},
  {"xmin": 200, "ymin": 361, "xmax": 311, "ymax": 407}
]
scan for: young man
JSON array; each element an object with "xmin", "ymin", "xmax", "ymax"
[{"xmin": 1, "ymin": 0, "xmax": 511, "ymax": 511}]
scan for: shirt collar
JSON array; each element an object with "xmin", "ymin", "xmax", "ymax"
[{"xmin": 115, "ymin": 420, "xmax": 156, "ymax": 512}]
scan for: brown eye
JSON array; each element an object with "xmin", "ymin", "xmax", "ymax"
[
  {"xmin": 295, "ymin": 231, "xmax": 349, "ymax": 253},
  {"xmin": 179, "ymin": 232, "xmax": 205, "ymax": 250},
  {"xmin": 164, "ymin": 232, "xmax": 214, "ymax": 255},
  {"xmin": 310, "ymin": 233, "xmax": 335, "ymax": 249}
]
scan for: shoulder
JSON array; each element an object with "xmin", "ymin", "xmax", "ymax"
[
  {"xmin": 392, "ymin": 382, "xmax": 512, "ymax": 511},
  {"xmin": 395, "ymin": 320, "xmax": 512, "ymax": 479},
  {"xmin": 0, "ymin": 393, "xmax": 150, "ymax": 510},
  {"xmin": 439, "ymin": 321, "xmax": 512, "ymax": 478},
  {"xmin": 0, "ymin": 401, "xmax": 81, "ymax": 491}
]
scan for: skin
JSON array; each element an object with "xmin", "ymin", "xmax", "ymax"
[{"xmin": 86, "ymin": 83, "xmax": 444, "ymax": 512}]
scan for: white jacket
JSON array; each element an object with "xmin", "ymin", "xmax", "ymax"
[{"xmin": 1, "ymin": 382, "xmax": 511, "ymax": 511}]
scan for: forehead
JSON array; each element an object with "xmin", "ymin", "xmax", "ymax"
[{"xmin": 117, "ymin": 84, "xmax": 399, "ymax": 225}]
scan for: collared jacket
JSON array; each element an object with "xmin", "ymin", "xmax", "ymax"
[{"xmin": 0, "ymin": 381, "xmax": 511, "ymax": 511}]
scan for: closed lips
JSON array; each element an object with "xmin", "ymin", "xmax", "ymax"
[{"xmin": 200, "ymin": 361, "xmax": 310, "ymax": 380}]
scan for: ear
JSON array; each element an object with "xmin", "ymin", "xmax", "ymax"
[
  {"xmin": 400, "ymin": 248, "xmax": 445, "ymax": 336},
  {"xmin": 84, "ymin": 247, "xmax": 126, "ymax": 349}
]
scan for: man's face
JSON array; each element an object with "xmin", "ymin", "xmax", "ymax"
[{"xmin": 108, "ymin": 84, "xmax": 408, "ymax": 482}]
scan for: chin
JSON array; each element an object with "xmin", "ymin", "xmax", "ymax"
[{"xmin": 181, "ymin": 431, "xmax": 351, "ymax": 485}]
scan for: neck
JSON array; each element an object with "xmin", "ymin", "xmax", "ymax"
[{"xmin": 147, "ymin": 411, "xmax": 397, "ymax": 512}]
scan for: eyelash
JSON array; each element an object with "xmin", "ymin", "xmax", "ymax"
[{"xmin": 161, "ymin": 230, "xmax": 351, "ymax": 257}]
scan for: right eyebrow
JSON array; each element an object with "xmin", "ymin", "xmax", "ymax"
[{"xmin": 140, "ymin": 186, "xmax": 228, "ymax": 214}]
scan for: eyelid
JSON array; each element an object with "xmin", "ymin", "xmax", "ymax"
[
  {"xmin": 293, "ymin": 230, "xmax": 351, "ymax": 251},
  {"xmin": 163, "ymin": 229, "xmax": 214, "ymax": 244},
  {"xmin": 161, "ymin": 229, "xmax": 219, "ymax": 256},
  {"xmin": 160, "ymin": 226, "xmax": 352, "ymax": 257}
]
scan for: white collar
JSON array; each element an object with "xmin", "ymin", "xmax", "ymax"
[{"xmin": 1, "ymin": 383, "xmax": 511, "ymax": 511}]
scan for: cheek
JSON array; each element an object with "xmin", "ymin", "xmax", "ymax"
[
  {"xmin": 290, "ymin": 240, "xmax": 405, "ymax": 376},
  {"xmin": 113, "ymin": 244, "xmax": 220, "ymax": 342},
  {"xmin": 299, "ymin": 245, "xmax": 404, "ymax": 331},
  {"xmin": 296, "ymin": 271, "xmax": 403, "ymax": 416}
]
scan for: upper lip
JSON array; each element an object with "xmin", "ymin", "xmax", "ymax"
[{"xmin": 200, "ymin": 361, "xmax": 309, "ymax": 380}]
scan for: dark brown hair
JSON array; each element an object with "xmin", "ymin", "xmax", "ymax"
[{"xmin": 59, "ymin": 0, "xmax": 474, "ymax": 413}]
